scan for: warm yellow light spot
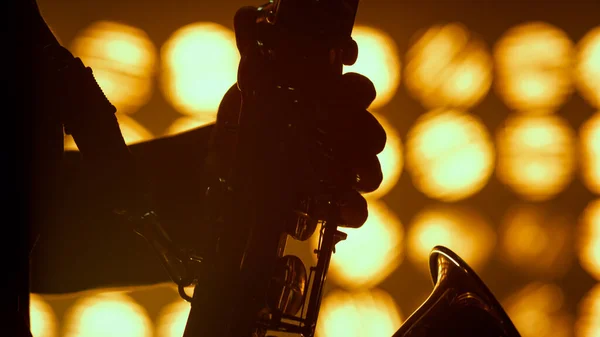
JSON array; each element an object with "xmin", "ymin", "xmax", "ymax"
[
  {"xmin": 312, "ymin": 200, "xmax": 403, "ymax": 289},
  {"xmin": 407, "ymin": 205, "xmax": 496, "ymax": 273},
  {"xmin": 575, "ymin": 283, "xmax": 600, "ymax": 337},
  {"xmin": 30, "ymin": 294, "xmax": 57, "ymax": 337},
  {"xmin": 578, "ymin": 200, "xmax": 600, "ymax": 281},
  {"xmin": 503, "ymin": 283, "xmax": 572, "ymax": 337},
  {"xmin": 405, "ymin": 109, "xmax": 495, "ymax": 201},
  {"xmin": 64, "ymin": 114, "xmax": 154, "ymax": 150},
  {"xmin": 494, "ymin": 22, "xmax": 575, "ymax": 112},
  {"xmin": 496, "ymin": 114, "xmax": 576, "ymax": 201},
  {"xmin": 156, "ymin": 300, "xmax": 191, "ymax": 337},
  {"xmin": 317, "ymin": 289, "xmax": 402, "ymax": 337},
  {"xmin": 498, "ymin": 204, "xmax": 573, "ymax": 278},
  {"xmin": 580, "ymin": 112, "xmax": 600, "ymax": 194},
  {"xmin": 404, "ymin": 23, "xmax": 493, "ymax": 109},
  {"xmin": 163, "ymin": 116, "xmax": 215, "ymax": 137},
  {"xmin": 161, "ymin": 22, "xmax": 239, "ymax": 120},
  {"xmin": 63, "ymin": 292, "xmax": 152, "ymax": 337},
  {"xmin": 576, "ymin": 27, "xmax": 600, "ymax": 108},
  {"xmin": 70, "ymin": 21, "xmax": 157, "ymax": 115},
  {"xmin": 344, "ymin": 26, "xmax": 401, "ymax": 109},
  {"xmin": 363, "ymin": 113, "xmax": 403, "ymax": 199}
]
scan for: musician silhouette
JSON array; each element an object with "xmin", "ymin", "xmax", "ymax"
[{"xmin": 14, "ymin": 1, "xmax": 385, "ymax": 336}]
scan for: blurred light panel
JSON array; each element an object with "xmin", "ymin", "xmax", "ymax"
[
  {"xmin": 407, "ymin": 205, "xmax": 496, "ymax": 273},
  {"xmin": 157, "ymin": 300, "xmax": 191, "ymax": 337},
  {"xmin": 64, "ymin": 114, "xmax": 154, "ymax": 150},
  {"xmin": 503, "ymin": 283, "xmax": 572, "ymax": 337},
  {"xmin": 575, "ymin": 27, "xmax": 600, "ymax": 108},
  {"xmin": 30, "ymin": 294, "xmax": 57, "ymax": 337},
  {"xmin": 404, "ymin": 23, "xmax": 493, "ymax": 109},
  {"xmin": 578, "ymin": 200, "xmax": 600, "ymax": 280},
  {"xmin": 161, "ymin": 22, "xmax": 239, "ymax": 120},
  {"xmin": 70, "ymin": 21, "xmax": 157, "ymax": 115},
  {"xmin": 63, "ymin": 292, "xmax": 152, "ymax": 337},
  {"xmin": 163, "ymin": 116, "xmax": 216, "ymax": 137},
  {"xmin": 312, "ymin": 200, "xmax": 403, "ymax": 289},
  {"xmin": 363, "ymin": 113, "xmax": 403, "ymax": 200},
  {"xmin": 344, "ymin": 26, "xmax": 401, "ymax": 110},
  {"xmin": 496, "ymin": 114, "xmax": 576, "ymax": 201},
  {"xmin": 498, "ymin": 204, "xmax": 573, "ymax": 278},
  {"xmin": 317, "ymin": 289, "xmax": 402, "ymax": 337},
  {"xmin": 405, "ymin": 109, "xmax": 495, "ymax": 201},
  {"xmin": 494, "ymin": 22, "xmax": 575, "ymax": 112},
  {"xmin": 575, "ymin": 283, "xmax": 600, "ymax": 337},
  {"xmin": 580, "ymin": 112, "xmax": 600, "ymax": 194}
]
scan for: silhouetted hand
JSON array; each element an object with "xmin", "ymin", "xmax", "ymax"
[{"xmin": 211, "ymin": 6, "xmax": 386, "ymax": 230}]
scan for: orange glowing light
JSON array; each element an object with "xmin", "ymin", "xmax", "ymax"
[
  {"xmin": 404, "ymin": 23, "xmax": 493, "ymax": 109},
  {"xmin": 161, "ymin": 22, "xmax": 239, "ymax": 120},
  {"xmin": 578, "ymin": 200, "xmax": 600, "ymax": 281},
  {"xmin": 580, "ymin": 112, "xmax": 600, "ymax": 194},
  {"xmin": 317, "ymin": 289, "xmax": 403, "ymax": 337},
  {"xmin": 496, "ymin": 114, "xmax": 576, "ymax": 201},
  {"xmin": 498, "ymin": 204, "xmax": 573, "ymax": 278},
  {"xmin": 503, "ymin": 283, "xmax": 572, "ymax": 337},
  {"xmin": 494, "ymin": 22, "xmax": 575, "ymax": 112},
  {"xmin": 30, "ymin": 294, "xmax": 57, "ymax": 337},
  {"xmin": 576, "ymin": 27, "xmax": 600, "ymax": 108},
  {"xmin": 405, "ymin": 109, "xmax": 495, "ymax": 201},
  {"xmin": 63, "ymin": 292, "xmax": 152, "ymax": 337},
  {"xmin": 344, "ymin": 26, "xmax": 401, "ymax": 109},
  {"xmin": 363, "ymin": 113, "xmax": 403, "ymax": 200},
  {"xmin": 156, "ymin": 300, "xmax": 191, "ymax": 337},
  {"xmin": 312, "ymin": 200, "xmax": 403, "ymax": 289},
  {"xmin": 407, "ymin": 205, "xmax": 496, "ymax": 273},
  {"xmin": 64, "ymin": 114, "xmax": 154, "ymax": 150},
  {"xmin": 575, "ymin": 283, "xmax": 600, "ymax": 337},
  {"xmin": 70, "ymin": 21, "xmax": 157, "ymax": 115}
]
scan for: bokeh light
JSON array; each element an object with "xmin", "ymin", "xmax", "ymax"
[
  {"xmin": 70, "ymin": 21, "xmax": 158, "ymax": 115},
  {"xmin": 498, "ymin": 204, "xmax": 574, "ymax": 278},
  {"xmin": 575, "ymin": 27, "xmax": 600, "ymax": 108},
  {"xmin": 317, "ymin": 289, "xmax": 403, "ymax": 337},
  {"xmin": 63, "ymin": 291, "xmax": 152, "ymax": 337},
  {"xmin": 575, "ymin": 283, "xmax": 600, "ymax": 337},
  {"xmin": 577, "ymin": 200, "xmax": 600, "ymax": 281},
  {"xmin": 30, "ymin": 294, "xmax": 58, "ymax": 337},
  {"xmin": 494, "ymin": 22, "xmax": 575, "ymax": 112},
  {"xmin": 407, "ymin": 205, "xmax": 496, "ymax": 273},
  {"xmin": 312, "ymin": 200, "xmax": 403, "ymax": 289},
  {"xmin": 503, "ymin": 283, "xmax": 572, "ymax": 337},
  {"xmin": 405, "ymin": 109, "xmax": 495, "ymax": 202},
  {"xmin": 580, "ymin": 112, "xmax": 600, "ymax": 194},
  {"xmin": 363, "ymin": 113, "xmax": 403, "ymax": 200},
  {"xmin": 496, "ymin": 113, "xmax": 577, "ymax": 201},
  {"xmin": 344, "ymin": 26, "xmax": 401, "ymax": 109},
  {"xmin": 163, "ymin": 116, "xmax": 216, "ymax": 137},
  {"xmin": 404, "ymin": 23, "xmax": 493, "ymax": 109},
  {"xmin": 64, "ymin": 114, "xmax": 154, "ymax": 150},
  {"xmin": 156, "ymin": 300, "xmax": 191, "ymax": 337},
  {"xmin": 161, "ymin": 22, "xmax": 239, "ymax": 120}
]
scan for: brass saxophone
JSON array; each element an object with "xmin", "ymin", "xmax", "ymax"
[{"xmin": 132, "ymin": 1, "xmax": 524, "ymax": 337}]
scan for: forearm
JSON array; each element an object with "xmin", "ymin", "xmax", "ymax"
[{"xmin": 29, "ymin": 126, "xmax": 216, "ymax": 294}]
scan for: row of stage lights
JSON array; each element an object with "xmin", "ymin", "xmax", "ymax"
[
  {"xmin": 29, "ymin": 278, "xmax": 600, "ymax": 337},
  {"xmin": 61, "ymin": 20, "xmax": 600, "ymax": 203}
]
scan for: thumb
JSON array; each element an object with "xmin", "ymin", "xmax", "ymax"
[{"xmin": 233, "ymin": 6, "xmax": 259, "ymax": 56}]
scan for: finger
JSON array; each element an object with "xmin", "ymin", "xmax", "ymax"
[
  {"xmin": 233, "ymin": 6, "xmax": 258, "ymax": 55},
  {"xmin": 337, "ymin": 189, "xmax": 368, "ymax": 228},
  {"xmin": 317, "ymin": 109, "xmax": 386, "ymax": 157},
  {"xmin": 352, "ymin": 155, "xmax": 383, "ymax": 193},
  {"xmin": 334, "ymin": 72, "xmax": 377, "ymax": 110}
]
